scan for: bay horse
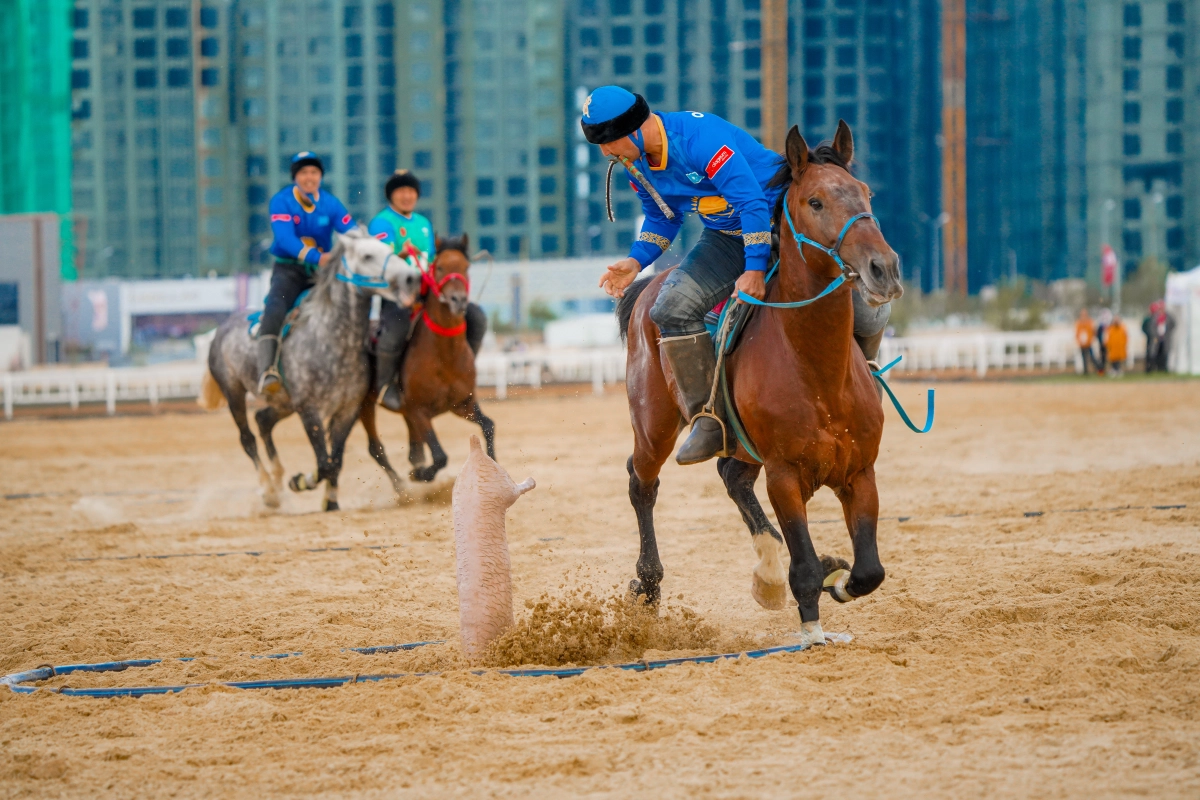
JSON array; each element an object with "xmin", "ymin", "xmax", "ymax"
[
  {"xmin": 201, "ymin": 228, "xmax": 422, "ymax": 511},
  {"xmin": 361, "ymin": 234, "xmax": 496, "ymax": 494},
  {"xmin": 617, "ymin": 122, "xmax": 904, "ymax": 645}
]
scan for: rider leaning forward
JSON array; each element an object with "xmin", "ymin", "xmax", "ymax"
[
  {"xmin": 257, "ymin": 152, "xmax": 357, "ymax": 394},
  {"xmin": 583, "ymin": 85, "xmax": 891, "ymax": 465},
  {"xmin": 368, "ymin": 170, "xmax": 488, "ymax": 411}
]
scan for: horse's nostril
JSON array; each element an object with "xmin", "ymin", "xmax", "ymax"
[{"xmin": 870, "ymin": 261, "xmax": 885, "ymax": 279}]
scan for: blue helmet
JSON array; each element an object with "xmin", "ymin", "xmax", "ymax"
[
  {"xmin": 290, "ymin": 151, "xmax": 324, "ymax": 178},
  {"xmin": 580, "ymin": 85, "xmax": 650, "ymax": 145}
]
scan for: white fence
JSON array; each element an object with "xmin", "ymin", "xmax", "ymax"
[{"xmin": 0, "ymin": 329, "xmax": 1143, "ymax": 419}]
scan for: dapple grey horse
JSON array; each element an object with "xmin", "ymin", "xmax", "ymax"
[{"xmin": 201, "ymin": 228, "xmax": 422, "ymax": 511}]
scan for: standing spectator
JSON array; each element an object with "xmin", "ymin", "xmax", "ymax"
[
  {"xmin": 1154, "ymin": 302, "xmax": 1175, "ymax": 372},
  {"xmin": 1095, "ymin": 309, "xmax": 1111, "ymax": 375},
  {"xmin": 1075, "ymin": 309, "xmax": 1098, "ymax": 374},
  {"xmin": 1142, "ymin": 304, "xmax": 1159, "ymax": 372},
  {"xmin": 1105, "ymin": 315, "xmax": 1128, "ymax": 377}
]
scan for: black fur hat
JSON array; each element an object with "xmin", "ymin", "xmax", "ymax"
[
  {"xmin": 580, "ymin": 92, "xmax": 650, "ymax": 145},
  {"xmin": 385, "ymin": 170, "xmax": 421, "ymax": 199}
]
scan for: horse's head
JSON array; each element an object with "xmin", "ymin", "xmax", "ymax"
[
  {"xmin": 331, "ymin": 227, "xmax": 422, "ymax": 306},
  {"xmin": 429, "ymin": 234, "xmax": 472, "ymax": 318},
  {"xmin": 781, "ymin": 122, "xmax": 903, "ymax": 306}
]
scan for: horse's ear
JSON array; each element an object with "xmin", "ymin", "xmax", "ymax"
[
  {"xmin": 459, "ymin": 233, "xmax": 470, "ymax": 253},
  {"xmin": 329, "ymin": 231, "xmax": 349, "ymax": 261},
  {"xmin": 435, "ymin": 235, "xmax": 445, "ymax": 252},
  {"xmin": 833, "ymin": 120, "xmax": 854, "ymax": 165},
  {"xmin": 785, "ymin": 125, "xmax": 809, "ymax": 179}
]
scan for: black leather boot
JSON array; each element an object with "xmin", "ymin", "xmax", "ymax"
[
  {"xmin": 661, "ymin": 334, "xmax": 729, "ymax": 466},
  {"xmin": 374, "ymin": 349, "xmax": 403, "ymax": 412},
  {"xmin": 256, "ymin": 336, "xmax": 282, "ymax": 395}
]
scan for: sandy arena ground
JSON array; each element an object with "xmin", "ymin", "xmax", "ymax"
[{"xmin": 2, "ymin": 379, "xmax": 1199, "ymax": 798}]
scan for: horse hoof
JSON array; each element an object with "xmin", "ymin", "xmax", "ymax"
[
  {"xmin": 822, "ymin": 569, "xmax": 854, "ymax": 603},
  {"xmin": 289, "ymin": 473, "xmax": 317, "ymax": 492},
  {"xmin": 409, "ymin": 468, "xmax": 437, "ymax": 483},
  {"xmin": 750, "ymin": 573, "xmax": 789, "ymax": 610},
  {"xmin": 322, "ymin": 500, "xmax": 339, "ymax": 512},
  {"xmin": 627, "ymin": 579, "xmax": 659, "ymax": 606},
  {"xmin": 262, "ymin": 492, "xmax": 281, "ymax": 510},
  {"xmin": 796, "ymin": 620, "xmax": 826, "ymax": 648}
]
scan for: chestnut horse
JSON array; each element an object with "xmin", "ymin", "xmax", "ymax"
[
  {"xmin": 618, "ymin": 123, "xmax": 904, "ymax": 645},
  {"xmin": 361, "ymin": 235, "xmax": 496, "ymax": 493}
]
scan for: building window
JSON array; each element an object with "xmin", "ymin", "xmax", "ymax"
[
  {"xmin": 537, "ymin": 147, "xmax": 557, "ymax": 166},
  {"xmin": 1167, "ymin": 2, "xmax": 1184, "ymax": 24},
  {"xmin": 1123, "ymin": 134, "xmax": 1140, "ymax": 155},
  {"xmin": 135, "ymin": 69, "xmax": 157, "ymax": 89},
  {"xmin": 1123, "ymin": 198, "xmax": 1141, "ymax": 219},
  {"xmin": 1166, "ymin": 98, "xmax": 1183, "ymax": 123},
  {"xmin": 167, "ymin": 68, "xmax": 189, "ymax": 87},
  {"xmin": 645, "ymin": 82, "xmax": 665, "ymax": 103},
  {"xmin": 745, "ymin": 79, "xmax": 761, "ymax": 99},
  {"xmin": 74, "ymin": 8, "xmax": 88, "ymax": 28},
  {"xmin": 204, "ymin": 187, "xmax": 223, "ymax": 206},
  {"xmin": 200, "ymin": 7, "xmax": 218, "ymax": 28},
  {"xmin": 804, "ymin": 104, "xmax": 825, "ymax": 127},
  {"xmin": 377, "ymin": 3, "xmax": 393, "ymax": 27},
  {"xmin": 1166, "ymin": 131, "xmax": 1182, "ymax": 153},
  {"xmin": 1166, "ymin": 228, "xmax": 1183, "ymax": 251},
  {"xmin": 1123, "ymin": 230, "xmax": 1142, "ymax": 256},
  {"xmin": 478, "ymin": 236, "xmax": 496, "ymax": 254},
  {"xmin": 541, "ymin": 234, "xmax": 559, "ymax": 254},
  {"xmin": 645, "ymin": 23, "xmax": 664, "ymax": 45},
  {"xmin": 507, "ymin": 236, "xmax": 522, "ymax": 256},
  {"xmin": 613, "ymin": 55, "xmax": 633, "ymax": 75},
  {"xmin": 508, "ymin": 206, "xmax": 527, "ymax": 225},
  {"xmin": 836, "ymin": 17, "xmax": 856, "ymax": 37},
  {"xmin": 134, "ymin": 38, "xmax": 156, "ymax": 58},
  {"xmin": 744, "ymin": 107, "xmax": 761, "ymax": 128},
  {"xmin": 377, "ymin": 34, "xmax": 393, "ymax": 58},
  {"xmin": 71, "ymin": 69, "xmax": 90, "ymax": 89},
  {"xmin": 645, "ymin": 0, "xmax": 664, "ymax": 13},
  {"xmin": 1123, "ymin": 102, "xmax": 1140, "ymax": 124},
  {"xmin": 477, "ymin": 178, "xmax": 495, "ymax": 196},
  {"xmin": 610, "ymin": 0, "xmax": 632, "ymax": 15},
  {"xmin": 133, "ymin": 8, "xmax": 156, "ymax": 28},
  {"xmin": 836, "ymin": 74, "xmax": 857, "ymax": 96},
  {"xmin": 743, "ymin": 48, "xmax": 761, "ymax": 70},
  {"xmin": 203, "ymin": 157, "xmax": 221, "ymax": 177},
  {"xmin": 345, "ymin": 35, "xmax": 362, "ymax": 58},
  {"xmin": 1122, "ymin": 36, "xmax": 1141, "ymax": 60},
  {"xmin": 478, "ymin": 208, "xmax": 496, "ymax": 226},
  {"xmin": 804, "ymin": 76, "xmax": 825, "ymax": 98},
  {"xmin": 743, "ymin": 19, "xmax": 761, "ymax": 40},
  {"xmin": 539, "ymin": 205, "xmax": 557, "ymax": 223},
  {"xmin": 414, "ymin": 150, "xmax": 433, "ymax": 170},
  {"xmin": 1166, "ymin": 196, "xmax": 1183, "ymax": 219},
  {"xmin": 72, "ymin": 99, "xmax": 91, "ymax": 120},
  {"xmin": 73, "ymin": 39, "xmax": 89, "ymax": 59},
  {"xmin": 1166, "ymin": 33, "xmax": 1184, "ymax": 59},
  {"xmin": 1123, "ymin": 4, "xmax": 1141, "ymax": 26},
  {"xmin": 804, "ymin": 47, "xmax": 825, "ymax": 69},
  {"xmin": 1166, "ymin": 65, "xmax": 1182, "ymax": 90},
  {"xmin": 612, "ymin": 26, "xmax": 633, "ymax": 46},
  {"xmin": 805, "ymin": 18, "xmax": 825, "ymax": 38},
  {"xmin": 198, "ymin": 37, "xmax": 217, "ymax": 57},
  {"xmin": 835, "ymin": 103, "xmax": 857, "ymax": 125},
  {"xmin": 539, "ymin": 176, "xmax": 556, "ymax": 195},
  {"xmin": 647, "ymin": 53, "xmax": 665, "ymax": 74},
  {"xmin": 866, "ymin": 14, "xmax": 887, "ymax": 36},
  {"xmin": 344, "ymin": 5, "xmax": 362, "ymax": 28},
  {"xmin": 1123, "ymin": 69, "xmax": 1139, "ymax": 91},
  {"xmin": 580, "ymin": 27, "xmax": 600, "ymax": 47},
  {"xmin": 507, "ymin": 177, "xmax": 527, "ymax": 196},
  {"xmin": 836, "ymin": 45, "xmax": 856, "ymax": 67},
  {"xmin": 201, "ymin": 68, "xmax": 219, "ymax": 86},
  {"xmin": 166, "ymin": 38, "xmax": 188, "ymax": 57}
]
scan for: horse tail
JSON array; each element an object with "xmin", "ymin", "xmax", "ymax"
[
  {"xmin": 616, "ymin": 274, "xmax": 658, "ymax": 343},
  {"xmin": 197, "ymin": 366, "xmax": 227, "ymax": 411}
]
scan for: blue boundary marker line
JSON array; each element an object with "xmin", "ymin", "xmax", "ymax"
[
  {"xmin": 67, "ymin": 544, "xmax": 407, "ymax": 563},
  {"xmin": 1, "ymin": 636, "xmax": 850, "ymax": 698}
]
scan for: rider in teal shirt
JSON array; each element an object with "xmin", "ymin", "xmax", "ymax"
[{"xmin": 368, "ymin": 171, "xmax": 487, "ymax": 411}]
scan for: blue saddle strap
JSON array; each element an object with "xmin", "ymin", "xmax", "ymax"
[{"xmin": 870, "ymin": 356, "xmax": 936, "ymax": 434}]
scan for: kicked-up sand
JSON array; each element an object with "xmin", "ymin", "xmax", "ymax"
[{"xmin": 1, "ymin": 379, "xmax": 1198, "ymax": 797}]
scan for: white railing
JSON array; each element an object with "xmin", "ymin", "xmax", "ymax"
[
  {"xmin": 1, "ymin": 329, "xmax": 1143, "ymax": 419},
  {"xmin": 879, "ymin": 328, "xmax": 1143, "ymax": 378}
]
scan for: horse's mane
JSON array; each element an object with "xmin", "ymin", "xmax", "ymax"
[
  {"xmin": 767, "ymin": 143, "xmax": 851, "ymax": 227},
  {"xmin": 436, "ymin": 235, "xmax": 470, "ymax": 257}
]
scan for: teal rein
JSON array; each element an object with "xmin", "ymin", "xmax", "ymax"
[
  {"xmin": 714, "ymin": 200, "xmax": 934, "ymax": 463},
  {"xmin": 337, "ymin": 253, "xmax": 391, "ymax": 290}
]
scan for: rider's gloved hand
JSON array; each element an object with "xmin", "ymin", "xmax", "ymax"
[
  {"xmin": 599, "ymin": 257, "xmax": 642, "ymax": 299},
  {"xmin": 318, "ymin": 251, "xmax": 337, "ymax": 267},
  {"xmin": 735, "ymin": 270, "xmax": 766, "ymax": 302}
]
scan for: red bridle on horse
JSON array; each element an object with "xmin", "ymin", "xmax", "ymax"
[{"xmin": 407, "ymin": 242, "xmax": 470, "ymax": 337}]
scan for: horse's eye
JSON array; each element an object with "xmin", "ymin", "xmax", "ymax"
[{"xmin": 808, "ymin": 198, "xmax": 823, "ymax": 211}]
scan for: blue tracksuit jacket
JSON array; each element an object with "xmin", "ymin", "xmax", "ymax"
[
  {"xmin": 268, "ymin": 185, "xmax": 356, "ymax": 267},
  {"xmin": 624, "ymin": 111, "xmax": 786, "ymax": 272}
]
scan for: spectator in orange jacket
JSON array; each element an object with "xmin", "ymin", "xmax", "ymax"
[
  {"xmin": 1105, "ymin": 316, "xmax": 1128, "ymax": 377},
  {"xmin": 1075, "ymin": 309, "xmax": 1099, "ymax": 374}
]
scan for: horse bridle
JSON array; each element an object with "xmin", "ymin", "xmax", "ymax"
[
  {"xmin": 736, "ymin": 189, "xmax": 878, "ymax": 309},
  {"xmin": 412, "ymin": 244, "xmax": 471, "ymax": 337},
  {"xmin": 336, "ymin": 253, "xmax": 392, "ymax": 290}
]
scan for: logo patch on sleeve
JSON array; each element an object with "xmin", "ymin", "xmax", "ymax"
[
  {"xmin": 270, "ymin": 214, "xmax": 292, "ymax": 222},
  {"xmin": 705, "ymin": 145, "xmax": 735, "ymax": 179},
  {"xmin": 341, "ymin": 214, "xmax": 352, "ymax": 225},
  {"xmin": 374, "ymin": 232, "xmax": 388, "ymax": 240}
]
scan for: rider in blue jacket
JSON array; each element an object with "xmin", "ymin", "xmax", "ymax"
[
  {"xmin": 583, "ymin": 86, "xmax": 890, "ymax": 464},
  {"xmin": 257, "ymin": 152, "xmax": 357, "ymax": 394}
]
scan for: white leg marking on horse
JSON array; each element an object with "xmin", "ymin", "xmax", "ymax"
[
  {"xmin": 258, "ymin": 463, "xmax": 280, "ymax": 509},
  {"xmin": 798, "ymin": 620, "xmax": 826, "ymax": 648},
  {"xmin": 270, "ymin": 454, "xmax": 285, "ymax": 492},
  {"xmin": 750, "ymin": 533, "xmax": 789, "ymax": 610},
  {"xmin": 324, "ymin": 482, "xmax": 337, "ymax": 509}
]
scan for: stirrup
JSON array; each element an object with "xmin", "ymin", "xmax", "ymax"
[
  {"xmin": 687, "ymin": 407, "xmax": 733, "ymax": 458},
  {"xmin": 258, "ymin": 366, "xmax": 283, "ymax": 395}
]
